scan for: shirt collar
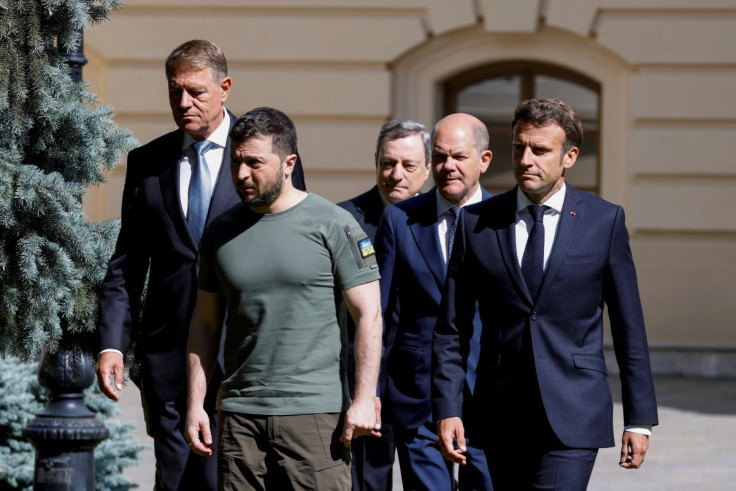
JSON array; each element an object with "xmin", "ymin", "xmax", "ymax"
[
  {"xmin": 181, "ymin": 109, "xmax": 231, "ymax": 150},
  {"xmin": 436, "ymin": 185, "xmax": 483, "ymax": 218},
  {"xmin": 516, "ymin": 182, "xmax": 566, "ymax": 215},
  {"xmin": 379, "ymin": 191, "xmax": 392, "ymax": 209}
]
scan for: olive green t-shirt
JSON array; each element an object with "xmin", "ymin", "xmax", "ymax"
[{"xmin": 198, "ymin": 193, "xmax": 379, "ymax": 415}]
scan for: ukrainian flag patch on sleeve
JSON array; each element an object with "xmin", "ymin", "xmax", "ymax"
[
  {"xmin": 345, "ymin": 225, "xmax": 377, "ymax": 269},
  {"xmin": 358, "ymin": 237, "xmax": 375, "ymax": 258}
]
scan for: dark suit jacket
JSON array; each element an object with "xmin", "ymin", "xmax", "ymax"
[
  {"xmin": 433, "ymin": 185, "xmax": 658, "ymax": 449},
  {"xmin": 376, "ymin": 187, "xmax": 491, "ymax": 429},
  {"xmin": 338, "ymin": 186, "xmax": 384, "ymax": 394},
  {"xmin": 97, "ymin": 111, "xmax": 306, "ymax": 403},
  {"xmin": 338, "ymin": 185, "xmax": 383, "ymax": 242}
]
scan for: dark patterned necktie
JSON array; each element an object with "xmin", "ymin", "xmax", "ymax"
[
  {"xmin": 187, "ymin": 140, "xmax": 214, "ymax": 245},
  {"xmin": 521, "ymin": 204, "xmax": 548, "ymax": 300},
  {"xmin": 446, "ymin": 206, "xmax": 461, "ymax": 261}
]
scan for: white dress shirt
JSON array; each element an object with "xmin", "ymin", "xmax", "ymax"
[
  {"xmin": 178, "ymin": 110, "xmax": 231, "ymax": 216},
  {"xmin": 514, "ymin": 183, "xmax": 566, "ymax": 268}
]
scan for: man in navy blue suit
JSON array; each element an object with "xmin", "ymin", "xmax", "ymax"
[
  {"xmin": 338, "ymin": 119, "xmax": 431, "ymax": 490},
  {"xmin": 433, "ymin": 98, "xmax": 658, "ymax": 490},
  {"xmin": 94, "ymin": 40, "xmax": 306, "ymax": 490},
  {"xmin": 376, "ymin": 113, "xmax": 493, "ymax": 490}
]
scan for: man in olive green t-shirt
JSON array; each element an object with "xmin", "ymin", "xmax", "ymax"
[{"xmin": 186, "ymin": 107, "xmax": 382, "ymax": 490}]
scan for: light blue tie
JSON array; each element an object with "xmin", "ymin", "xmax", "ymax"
[{"xmin": 187, "ymin": 140, "xmax": 214, "ymax": 245}]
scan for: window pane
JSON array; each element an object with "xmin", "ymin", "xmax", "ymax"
[
  {"xmin": 535, "ymin": 76, "xmax": 599, "ymax": 191},
  {"xmin": 534, "ymin": 76, "xmax": 598, "ymax": 122},
  {"xmin": 456, "ymin": 76, "xmax": 519, "ymax": 191},
  {"xmin": 447, "ymin": 68, "xmax": 601, "ymax": 195}
]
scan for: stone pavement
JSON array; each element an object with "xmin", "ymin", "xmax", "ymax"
[{"xmin": 118, "ymin": 377, "xmax": 736, "ymax": 490}]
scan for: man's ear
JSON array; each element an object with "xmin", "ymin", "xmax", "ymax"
[
  {"xmin": 283, "ymin": 153, "xmax": 298, "ymax": 178},
  {"xmin": 479, "ymin": 150, "xmax": 493, "ymax": 174},
  {"xmin": 219, "ymin": 76, "xmax": 232, "ymax": 102},
  {"xmin": 563, "ymin": 146, "xmax": 578, "ymax": 169}
]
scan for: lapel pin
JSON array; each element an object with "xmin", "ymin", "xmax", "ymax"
[{"xmin": 570, "ymin": 211, "xmax": 577, "ymax": 216}]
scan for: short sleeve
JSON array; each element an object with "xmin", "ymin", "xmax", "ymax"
[{"xmin": 329, "ymin": 214, "xmax": 380, "ymax": 291}]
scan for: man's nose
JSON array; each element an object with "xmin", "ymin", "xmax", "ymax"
[
  {"xmin": 234, "ymin": 164, "xmax": 251, "ymax": 180},
  {"xmin": 519, "ymin": 147, "xmax": 533, "ymax": 166},
  {"xmin": 178, "ymin": 90, "xmax": 193, "ymax": 109},
  {"xmin": 443, "ymin": 158, "xmax": 458, "ymax": 172},
  {"xmin": 390, "ymin": 164, "xmax": 405, "ymax": 181}
]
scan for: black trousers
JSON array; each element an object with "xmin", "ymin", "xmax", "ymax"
[
  {"xmin": 351, "ymin": 417, "xmax": 395, "ymax": 491},
  {"xmin": 142, "ymin": 370, "xmax": 221, "ymax": 491},
  {"xmin": 480, "ymin": 376, "xmax": 598, "ymax": 491}
]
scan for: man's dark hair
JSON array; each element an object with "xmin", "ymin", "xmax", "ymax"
[
  {"xmin": 165, "ymin": 39, "xmax": 228, "ymax": 81},
  {"xmin": 512, "ymin": 98, "xmax": 583, "ymax": 151},
  {"xmin": 376, "ymin": 119, "xmax": 431, "ymax": 164},
  {"xmin": 230, "ymin": 107, "xmax": 298, "ymax": 159}
]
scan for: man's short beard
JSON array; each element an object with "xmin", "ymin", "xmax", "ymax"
[{"xmin": 243, "ymin": 171, "xmax": 284, "ymax": 208}]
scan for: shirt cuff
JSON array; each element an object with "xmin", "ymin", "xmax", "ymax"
[
  {"xmin": 98, "ymin": 348, "xmax": 124, "ymax": 358},
  {"xmin": 624, "ymin": 425, "xmax": 652, "ymax": 436}
]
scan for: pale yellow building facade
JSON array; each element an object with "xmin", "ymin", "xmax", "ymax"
[{"xmin": 83, "ymin": 0, "xmax": 736, "ymax": 375}]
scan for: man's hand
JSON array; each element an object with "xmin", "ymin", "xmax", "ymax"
[
  {"xmin": 186, "ymin": 407, "xmax": 214, "ymax": 457},
  {"xmin": 95, "ymin": 351, "xmax": 124, "ymax": 402},
  {"xmin": 437, "ymin": 417, "xmax": 467, "ymax": 465},
  {"xmin": 340, "ymin": 396, "xmax": 379, "ymax": 447},
  {"xmin": 373, "ymin": 397, "xmax": 383, "ymax": 438},
  {"xmin": 619, "ymin": 431, "xmax": 649, "ymax": 469}
]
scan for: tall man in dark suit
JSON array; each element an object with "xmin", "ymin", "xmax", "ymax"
[
  {"xmin": 338, "ymin": 119, "xmax": 431, "ymax": 491},
  {"xmin": 94, "ymin": 40, "xmax": 305, "ymax": 490},
  {"xmin": 434, "ymin": 98, "xmax": 658, "ymax": 490},
  {"xmin": 376, "ymin": 113, "xmax": 493, "ymax": 490}
]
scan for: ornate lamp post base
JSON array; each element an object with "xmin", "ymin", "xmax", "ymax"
[
  {"xmin": 24, "ymin": 348, "xmax": 109, "ymax": 490},
  {"xmin": 21, "ymin": 29, "xmax": 107, "ymax": 491}
]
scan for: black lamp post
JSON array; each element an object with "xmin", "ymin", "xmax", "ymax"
[
  {"xmin": 61, "ymin": 31, "xmax": 88, "ymax": 82},
  {"xmin": 23, "ymin": 31, "xmax": 109, "ymax": 491}
]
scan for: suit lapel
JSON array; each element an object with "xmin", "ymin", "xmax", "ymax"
[
  {"xmin": 165, "ymin": 111, "xmax": 239, "ymax": 251},
  {"xmin": 407, "ymin": 192, "xmax": 446, "ymax": 290},
  {"xmin": 537, "ymin": 185, "xmax": 584, "ymax": 300},
  {"xmin": 206, "ymin": 116, "xmax": 238, "ymax": 231},
  {"xmin": 157, "ymin": 131, "xmax": 196, "ymax": 249},
  {"xmin": 359, "ymin": 187, "xmax": 384, "ymax": 222},
  {"xmin": 356, "ymin": 187, "xmax": 384, "ymax": 240},
  {"xmin": 493, "ymin": 189, "xmax": 533, "ymax": 304}
]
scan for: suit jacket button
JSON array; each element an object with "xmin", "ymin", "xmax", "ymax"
[{"xmin": 531, "ymin": 311, "xmax": 538, "ymax": 321}]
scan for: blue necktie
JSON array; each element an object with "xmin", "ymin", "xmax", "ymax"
[
  {"xmin": 187, "ymin": 140, "xmax": 214, "ymax": 245},
  {"xmin": 446, "ymin": 206, "xmax": 461, "ymax": 261},
  {"xmin": 521, "ymin": 204, "xmax": 548, "ymax": 300}
]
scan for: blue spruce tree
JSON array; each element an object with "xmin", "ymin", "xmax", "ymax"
[
  {"xmin": 0, "ymin": 0, "xmax": 134, "ymax": 354},
  {"xmin": 0, "ymin": 1, "xmax": 145, "ymax": 489}
]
